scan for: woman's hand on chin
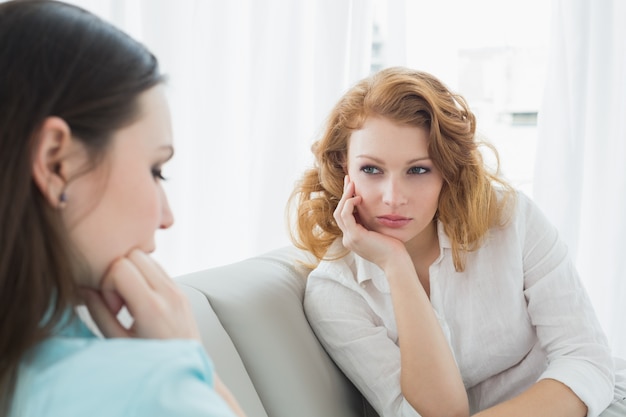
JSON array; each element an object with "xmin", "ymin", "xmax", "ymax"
[
  {"xmin": 335, "ymin": 176, "xmax": 407, "ymax": 269},
  {"xmin": 81, "ymin": 249, "xmax": 201, "ymax": 342}
]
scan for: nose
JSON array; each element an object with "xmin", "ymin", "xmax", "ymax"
[
  {"xmin": 382, "ymin": 176, "xmax": 408, "ymax": 208},
  {"xmin": 159, "ymin": 187, "xmax": 174, "ymax": 229}
]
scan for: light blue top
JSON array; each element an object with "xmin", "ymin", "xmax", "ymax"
[{"xmin": 11, "ymin": 312, "xmax": 237, "ymax": 417}]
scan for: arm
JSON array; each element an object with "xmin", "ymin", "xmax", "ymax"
[
  {"xmin": 215, "ymin": 374, "xmax": 247, "ymax": 417},
  {"xmin": 305, "ymin": 272, "xmax": 421, "ymax": 417},
  {"xmin": 384, "ymin": 253, "xmax": 468, "ymax": 417},
  {"xmin": 475, "ymin": 193, "xmax": 614, "ymax": 416},
  {"xmin": 82, "ymin": 249, "xmax": 247, "ymax": 416},
  {"xmin": 130, "ymin": 342, "xmax": 247, "ymax": 417},
  {"xmin": 473, "ymin": 379, "xmax": 586, "ymax": 417},
  {"xmin": 331, "ymin": 177, "xmax": 468, "ymax": 417}
]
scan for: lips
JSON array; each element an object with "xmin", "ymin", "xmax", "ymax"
[{"xmin": 376, "ymin": 215, "xmax": 412, "ymax": 228}]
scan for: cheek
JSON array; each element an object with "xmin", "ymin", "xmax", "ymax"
[
  {"xmin": 103, "ymin": 176, "xmax": 161, "ymax": 249},
  {"xmin": 352, "ymin": 180, "xmax": 378, "ymax": 214},
  {"xmin": 352, "ymin": 173, "xmax": 382, "ymax": 195},
  {"xmin": 422, "ymin": 181, "xmax": 444, "ymax": 214},
  {"xmin": 132, "ymin": 183, "xmax": 162, "ymax": 231}
]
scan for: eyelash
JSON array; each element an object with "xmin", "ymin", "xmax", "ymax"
[
  {"xmin": 152, "ymin": 167, "xmax": 167, "ymax": 181},
  {"xmin": 360, "ymin": 165, "xmax": 430, "ymax": 175},
  {"xmin": 361, "ymin": 166, "xmax": 380, "ymax": 174},
  {"xmin": 408, "ymin": 166, "xmax": 429, "ymax": 175}
]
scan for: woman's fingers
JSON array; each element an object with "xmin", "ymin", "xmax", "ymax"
[
  {"xmin": 102, "ymin": 287, "xmax": 124, "ymax": 315},
  {"xmin": 100, "ymin": 257, "xmax": 153, "ymax": 322},
  {"xmin": 126, "ymin": 249, "xmax": 173, "ymax": 291},
  {"xmin": 334, "ymin": 178, "xmax": 365, "ymax": 245},
  {"xmin": 333, "ymin": 177, "xmax": 349, "ymax": 228},
  {"xmin": 81, "ymin": 288, "xmax": 130, "ymax": 338},
  {"xmin": 98, "ymin": 252, "xmax": 201, "ymax": 341},
  {"xmin": 334, "ymin": 177, "xmax": 406, "ymax": 265},
  {"xmin": 334, "ymin": 177, "xmax": 356, "ymax": 224}
]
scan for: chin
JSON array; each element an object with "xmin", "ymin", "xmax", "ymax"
[{"xmin": 376, "ymin": 229, "xmax": 413, "ymax": 243}]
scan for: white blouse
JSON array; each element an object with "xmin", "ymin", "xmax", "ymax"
[{"xmin": 304, "ymin": 191, "xmax": 622, "ymax": 417}]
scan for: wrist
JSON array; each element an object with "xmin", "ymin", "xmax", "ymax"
[{"xmin": 380, "ymin": 250, "xmax": 414, "ymax": 278}]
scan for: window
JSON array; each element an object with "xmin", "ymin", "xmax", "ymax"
[{"xmin": 371, "ymin": 0, "xmax": 551, "ymax": 196}]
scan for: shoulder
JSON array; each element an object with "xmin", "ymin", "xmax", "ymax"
[
  {"xmin": 307, "ymin": 240, "xmax": 384, "ymax": 287},
  {"xmin": 492, "ymin": 188, "xmax": 553, "ymax": 234},
  {"xmin": 465, "ymin": 189, "xmax": 555, "ymax": 260},
  {"xmin": 35, "ymin": 331, "xmax": 213, "ymax": 377},
  {"xmin": 16, "ymin": 336, "xmax": 233, "ymax": 417},
  {"xmin": 305, "ymin": 240, "xmax": 390, "ymax": 314},
  {"xmin": 308, "ymin": 239, "xmax": 355, "ymax": 283}
]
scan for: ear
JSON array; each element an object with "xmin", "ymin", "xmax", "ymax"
[{"xmin": 31, "ymin": 117, "xmax": 73, "ymax": 208}]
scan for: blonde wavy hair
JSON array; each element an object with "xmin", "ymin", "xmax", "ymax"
[{"xmin": 288, "ymin": 67, "xmax": 514, "ymax": 271}]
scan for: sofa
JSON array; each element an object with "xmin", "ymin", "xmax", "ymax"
[{"xmin": 175, "ymin": 245, "xmax": 379, "ymax": 417}]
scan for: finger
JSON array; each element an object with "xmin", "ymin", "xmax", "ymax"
[
  {"xmin": 81, "ymin": 288, "xmax": 130, "ymax": 338},
  {"xmin": 334, "ymin": 176, "xmax": 355, "ymax": 226},
  {"xmin": 335, "ymin": 177, "xmax": 367, "ymax": 247},
  {"xmin": 339, "ymin": 182, "xmax": 360, "ymax": 226},
  {"xmin": 102, "ymin": 288, "xmax": 124, "ymax": 315},
  {"xmin": 333, "ymin": 176, "xmax": 350, "ymax": 211},
  {"xmin": 333, "ymin": 199, "xmax": 346, "ymax": 229},
  {"xmin": 101, "ymin": 257, "xmax": 155, "ymax": 320},
  {"xmin": 336, "ymin": 199, "xmax": 362, "ymax": 237},
  {"xmin": 126, "ymin": 249, "xmax": 173, "ymax": 292}
]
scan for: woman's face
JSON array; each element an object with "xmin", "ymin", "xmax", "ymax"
[
  {"xmin": 346, "ymin": 116, "xmax": 443, "ymax": 246},
  {"xmin": 63, "ymin": 86, "xmax": 174, "ymax": 287}
]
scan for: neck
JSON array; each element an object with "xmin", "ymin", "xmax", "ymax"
[{"xmin": 405, "ymin": 220, "xmax": 440, "ymax": 266}]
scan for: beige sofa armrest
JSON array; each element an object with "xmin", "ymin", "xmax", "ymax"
[
  {"xmin": 177, "ymin": 284, "xmax": 267, "ymax": 416},
  {"xmin": 176, "ymin": 246, "xmax": 376, "ymax": 417}
]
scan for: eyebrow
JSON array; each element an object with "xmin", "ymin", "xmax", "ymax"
[{"xmin": 355, "ymin": 154, "xmax": 431, "ymax": 164}]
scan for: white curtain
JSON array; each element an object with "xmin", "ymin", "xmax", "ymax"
[
  {"xmin": 24, "ymin": 0, "xmax": 625, "ymax": 359},
  {"xmin": 534, "ymin": 0, "xmax": 626, "ymax": 358},
  {"xmin": 67, "ymin": 0, "xmax": 375, "ymax": 276}
]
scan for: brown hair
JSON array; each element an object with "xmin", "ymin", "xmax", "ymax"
[
  {"xmin": 288, "ymin": 66, "xmax": 514, "ymax": 270},
  {"xmin": 0, "ymin": 0, "xmax": 163, "ymax": 413}
]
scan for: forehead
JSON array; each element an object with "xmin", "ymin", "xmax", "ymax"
[{"xmin": 347, "ymin": 116, "xmax": 429, "ymax": 158}]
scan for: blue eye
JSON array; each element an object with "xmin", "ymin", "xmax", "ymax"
[
  {"xmin": 361, "ymin": 165, "xmax": 381, "ymax": 174},
  {"xmin": 152, "ymin": 167, "xmax": 167, "ymax": 181},
  {"xmin": 408, "ymin": 166, "xmax": 429, "ymax": 175}
]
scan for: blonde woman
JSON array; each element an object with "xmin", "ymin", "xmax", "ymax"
[{"xmin": 289, "ymin": 67, "xmax": 626, "ymax": 417}]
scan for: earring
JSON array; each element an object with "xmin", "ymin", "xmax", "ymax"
[{"xmin": 58, "ymin": 191, "xmax": 67, "ymax": 208}]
